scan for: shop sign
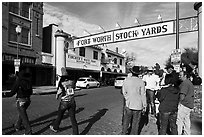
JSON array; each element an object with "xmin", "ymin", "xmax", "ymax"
[{"xmin": 67, "ymin": 54, "xmax": 98, "ymax": 66}]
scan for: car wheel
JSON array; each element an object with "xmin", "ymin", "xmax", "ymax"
[{"xmin": 86, "ymin": 84, "xmax": 90, "ymax": 89}]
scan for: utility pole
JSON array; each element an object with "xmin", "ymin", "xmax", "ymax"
[{"xmin": 176, "ymin": 2, "xmax": 179, "ymax": 49}]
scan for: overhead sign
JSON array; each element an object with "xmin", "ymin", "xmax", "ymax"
[
  {"xmin": 114, "ymin": 21, "xmax": 174, "ymax": 42},
  {"xmin": 74, "ymin": 32, "xmax": 113, "ymax": 48},
  {"xmin": 73, "ymin": 21, "xmax": 174, "ymax": 48}
]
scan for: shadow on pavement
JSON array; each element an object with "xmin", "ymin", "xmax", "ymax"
[
  {"xmin": 57, "ymin": 108, "xmax": 109, "ymax": 135},
  {"xmin": 3, "ymin": 107, "xmax": 84, "ymax": 135}
]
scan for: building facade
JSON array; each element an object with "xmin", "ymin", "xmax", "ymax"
[
  {"xmin": 42, "ymin": 24, "xmax": 127, "ymax": 86},
  {"xmin": 2, "ymin": 2, "xmax": 53, "ymax": 89},
  {"xmin": 2, "ymin": 2, "xmax": 126, "ymax": 89}
]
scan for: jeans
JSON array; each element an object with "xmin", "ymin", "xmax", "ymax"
[
  {"xmin": 52, "ymin": 98, "xmax": 79, "ymax": 135},
  {"xmin": 177, "ymin": 104, "xmax": 192, "ymax": 135},
  {"xmin": 122, "ymin": 106, "xmax": 142, "ymax": 135},
  {"xmin": 159, "ymin": 111, "xmax": 178, "ymax": 135},
  {"xmin": 146, "ymin": 89, "xmax": 156, "ymax": 116},
  {"xmin": 15, "ymin": 98, "xmax": 32, "ymax": 135}
]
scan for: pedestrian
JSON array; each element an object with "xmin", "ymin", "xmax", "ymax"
[
  {"xmin": 177, "ymin": 71, "xmax": 194, "ymax": 135},
  {"xmin": 164, "ymin": 64, "xmax": 181, "ymax": 87},
  {"xmin": 121, "ymin": 66, "xmax": 146, "ymax": 135},
  {"xmin": 50, "ymin": 69, "xmax": 79, "ymax": 135},
  {"xmin": 142, "ymin": 67, "xmax": 160, "ymax": 118},
  {"xmin": 157, "ymin": 73, "xmax": 179, "ymax": 135},
  {"xmin": 3, "ymin": 66, "xmax": 33, "ymax": 135}
]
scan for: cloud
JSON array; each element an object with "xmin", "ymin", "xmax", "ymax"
[
  {"xmin": 43, "ymin": 2, "xmax": 198, "ymax": 68},
  {"xmin": 43, "ymin": 3, "xmax": 100, "ymax": 37}
]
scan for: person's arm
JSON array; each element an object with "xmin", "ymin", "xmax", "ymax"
[
  {"xmin": 141, "ymin": 82, "xmax": 147, "ymax": 111},
  {"xmin": 179, "ymin": 82, "xmax": 188, "ymax": 103},
  {"xmin": 56, "ymin": 81, "xmax": 63, "ymax": 100},
  {"xmin": 4, "ymin": 80, "xmax": 19, "ymax": 97},
  {"xmin": 179, "ymin": 93, "xmax": 186, "ymax": 102}
]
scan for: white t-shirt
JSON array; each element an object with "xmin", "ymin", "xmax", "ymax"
[{"xmin": 142, "ymin": 74, "xmax": 160, "ymax": 90}]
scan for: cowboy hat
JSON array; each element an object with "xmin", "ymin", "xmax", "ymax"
[
  {"xmin": 165, "ymin": 64, "xmax": 174, "ymax": 70},
  {"xmin": 129, "ymin": 66, "xmax": 141, "ymax": 75}
]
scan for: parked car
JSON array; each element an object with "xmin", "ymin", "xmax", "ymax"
[
  {"xmin": 114, "ymin": 76, "xmax": 126, "ymax": 88},
  {"xmin": 76, "ymin": 77, "xmax": 100, "ymax": 89}
]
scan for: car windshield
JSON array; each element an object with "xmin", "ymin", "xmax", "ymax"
[
  {"xmin": 116, "ymin": 78, "xmax": 125, "ymax": 80},
  {"xmin": 78, "ymin": 78, "xmax": 86, "ymax": 81}
]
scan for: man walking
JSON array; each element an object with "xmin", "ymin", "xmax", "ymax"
[
  {"xmin": 177, "ymin": 71, "xmax": 194, "ymax": 135},
  {"xmin": 3, "ymin": 67, "xmax": 33, "ymax": 135},
  {"xmin": 122, "ymin": 66, "xmax": 146, "ymax": 135}
]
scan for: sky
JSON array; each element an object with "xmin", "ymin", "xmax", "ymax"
[{"xmin": 43, "ymin": 1, "xmax": 199, "ymax": 68}]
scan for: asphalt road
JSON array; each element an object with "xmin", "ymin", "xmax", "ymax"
[
  {"xmin": 2, "ymin": 86, "xmax": 125, "ymax": 135},
  {"xmin": 2, "ymin": 86, "xmax": 201, "ymax": 135}
]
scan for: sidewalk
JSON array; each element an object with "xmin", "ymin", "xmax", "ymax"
[
  {"xmin": 2, "ymin": 86, "xmax": 57, "ymax": 95},
  {"xmin": 2, "ymin": 86, "xmax": 82, "ymax": 95}
]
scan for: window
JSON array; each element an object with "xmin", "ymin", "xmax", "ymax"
[
  {"xmin": 9, "ymin": 23, "xmax": 17, "ymax": 42},
  {"xmin": 21, "ymin": 27, "xmax": 29, "ymax": 44},
  {"xmin": 101, "ymin": 53, "xmax": 105, "ymax": 59},
  {"xmin": 36, "ymin": 18, "xmax": 39, "ymax": 35},
  {"xmin": 9, "ymin": 2, "xmax": 30, "ymax": 19},
  {"xmin": 9, "ymin": 2, "xmax": 19, "ymax": 14},
  {"xmin": 79, "ymin": 47, "xmax": 85, "ymax": 57},
  {"xmin": 21, "ymin": 3, "xmax": 30, "ymax": 18},
  {"xmin": 120, "ymin": 59, "xmax": 122, "ymax": 65},
  {"xmin": 9, "ymin": 22, "xmax": 30, "ymax": 45},
  {"xmin": 114, "ymin": 58, "xmax": 117, "ymax": 64},
  {"xmin": 93, "ymin": 51, "xmax": 98, "ymax": 60},
  {"xmin": 35, "ymin": 12, "xmax": 41, "ymax": 36}
]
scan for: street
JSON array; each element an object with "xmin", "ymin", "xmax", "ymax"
[{"xmin": 2, "ymin": 86, "xmax": 201, "ymax": 135}]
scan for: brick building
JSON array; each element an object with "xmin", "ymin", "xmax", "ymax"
[{"xmin": 2, "ymin": 2, "xmax": 53, "ymax": 89}]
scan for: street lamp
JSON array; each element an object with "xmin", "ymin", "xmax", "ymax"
[{"xmin": 14, "ymin": 25, "xmax": 22, "ymax": 74}]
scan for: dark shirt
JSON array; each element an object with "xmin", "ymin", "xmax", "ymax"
[
  {"xmin": 169, "ymin": 70, "xmax": 181, "ymax": 88},
  {"xmin": 158, "ymin": 72, "xmax": 179, "ymax": 113},
  {"xmin": 5, "ymin": 71, "xmax": 33, "ymax": 98},
  {"xmin": 158, "ymin": 86, "xmax": 179, "ymax": 113},
  {"xmin": 179, "ymin": 79, "xmax": 194, "ymax": 109}
]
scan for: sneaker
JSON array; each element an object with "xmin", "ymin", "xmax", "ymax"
[{"xmin": 50, "ymin": 125, "xmax": 58, "ymax": 133}]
